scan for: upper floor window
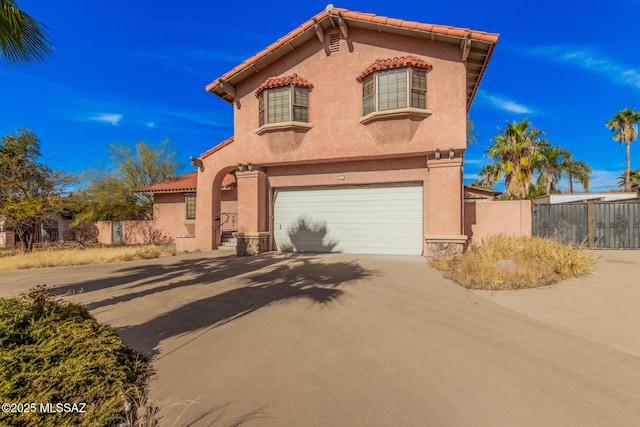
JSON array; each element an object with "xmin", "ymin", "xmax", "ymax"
[
  {"xmin": 358, "ymin": 56, "xmax": 432, "ymax": 117},
  {"xmin": 255, "ymin": 74, "xmax": 313, "ymax": 128}
]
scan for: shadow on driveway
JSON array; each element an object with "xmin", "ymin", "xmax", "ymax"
[{"xmin": 57, "ymin": 253, "xmax": 374, "ymax": 358}]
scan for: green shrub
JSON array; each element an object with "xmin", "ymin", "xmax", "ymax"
[
  {"xmin": 431, "ymin": 235, "xmax": 594, "ymax": 290},
  {"xmin": 0, "ymin": 286, "xmax": 150, "ymax": 426}
]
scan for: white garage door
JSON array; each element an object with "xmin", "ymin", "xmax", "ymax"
[{"xmin": 273, "ymin": 184, "xmax": 423, "ymax": 255}]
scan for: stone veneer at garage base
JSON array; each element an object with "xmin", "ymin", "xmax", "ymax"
[{"xmin": 234, "ymin": 232, "xmax": 271, "ymax": 256}]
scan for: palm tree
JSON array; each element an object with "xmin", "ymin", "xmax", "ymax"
[
  {"xmin": 471, "ymin": 163, "xmax": 501, "ymax": 189},
  {"xmin": 535, "ymin": 145, "xmax": 567, "ymax": 195},
  {"xmin": 617, "ymin": 169, "xmax": 640, "ymax": 190},
  {"xmin": 486, "ymin": 119, "xmax": 548, "ymax": 200},
  {"xmin": 0, "ymin": 0, "xmax": 52, "ymax": 63},
  {"xmin": 606, "ymin": 108, "xmax": 640, "ymax": 192},
  {"xmin": 561, "ymin": 154, "xmax": 591, "ymax": 193}
]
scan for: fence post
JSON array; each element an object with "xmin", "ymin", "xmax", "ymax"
[{"xmin": 587, "ymin": 201, "xmax": 594, "ymax": 247}]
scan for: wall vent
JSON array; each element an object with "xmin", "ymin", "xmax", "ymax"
[{"xmin": 329, "ymin": 33, "xmax": 341, "ymax": 52}]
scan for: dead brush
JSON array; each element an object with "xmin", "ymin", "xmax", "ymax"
[
  {"xmin": 0, "ymin": 244, "xmax": 177, "ymax": 271},
  {"xmin": 432, "ymin": 235, "xmax": 593, "ymax": 290}
]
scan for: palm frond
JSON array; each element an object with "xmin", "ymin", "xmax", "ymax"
[{"xmin": 0, "ymin": 0, "xmax": 53, "ymax": 63}]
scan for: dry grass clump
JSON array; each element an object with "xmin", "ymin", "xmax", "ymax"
[
  {"xmin": 432, "ymin": 235, "xmax": 594, "ymax": 290},
  {"xmin": 0, "ymin": 244, "xmax": 176, "ymax": 271}
]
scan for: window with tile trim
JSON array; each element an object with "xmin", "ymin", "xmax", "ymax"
[
  {"xmin": 255, "ymin": 74, "xmax": 313, "ymax": 128},
  {"xmin": 357, "ymin": 56, "xmax": 432, "ymax": 117},
  {"xmin": 362, "ymin": 67, "xmax": 427, "ymax": 116},
  {"xmin": 258, "ymin": 86, "xmax": 310, "ymax": 126},
  {"xmin": 185, "ymin": 193, "xmax": 196, "ymax": 220}
]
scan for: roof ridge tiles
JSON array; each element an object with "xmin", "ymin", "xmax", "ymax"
[{"xmin": 206, "ymin": 7, "xmax": 498, "ymax": 94}]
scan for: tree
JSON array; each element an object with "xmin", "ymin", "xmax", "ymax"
[
  {"xmin": 467, "ymin": 115, "xmax": 478, "ymax": 145},
  {"xmin": 486, "ymin": 119, "xmax": 548, "ymax": 200},
  {"xmin": 606, "ymin": 108, "xmax": 640, "ymax": 192},
  {"xmin": 560, "ymin": 153, "xmax": 591, "ymax": 193},
  {"xmin": 76, "ymin": 140, "xmax": 182, "ymax": 222},
  {"xmin": 0, "ymin": 129, "xmax": 73, "ymax": 252},
  {"xmin": 526, "ymin": 181, "xmax": 547, "ymax": 199},
  {"xmin": 535, "ymin": 145, "xmax": 567, "ymax": 196},
  {"xmin": 534, "ymin": 147, "xmax": 592, "ymax": 195},
  {"xmin": 469, "ymin": 163, "xmax": 501, "ymax": 190},
  {"xmin": 617, "ymin": 169, "xmax": 640, "ymax": 190},
  {"xmin": 0, "ymin": 0, "xmax": 53, "ymax": 63}
]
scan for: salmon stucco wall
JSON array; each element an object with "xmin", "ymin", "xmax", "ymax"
[
  {"xmin": 464, "ymin": 200, "xmax": 532, "ymax": 244},
  {"xmin": 154, "ymin": 193, "xmax": 195, "ymax": 238},
  {"xmin": 76, "ymin": 221, "xmax": 112, "ymax": 244},
  {"xmin": 221, "ymin": 187, "xmax": 238, "ymax": 216},
  {"xmin": 154, "ymin": 189, "xmax": 237, "ymax": 240},
  {"xmin": 77, "ymin": 220, "xmax": 170, "ymax": 245},
  {"xmin": 175, "ymin": 236, "xmax": 198, "ymax": 252},
  {"xmin": 228, "ymin": 27, "xmax": 467, "ymax": 166}
]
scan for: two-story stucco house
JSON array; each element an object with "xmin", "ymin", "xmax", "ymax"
[{"xmin": 139, "ymin": 6, "xmax": 499, "ymax": 257}]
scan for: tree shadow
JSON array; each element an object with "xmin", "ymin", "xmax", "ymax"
[
  {"xmin": 54, "ymin": 254, "xmax": 271, "ymax": 307},
  {"xmin": 54, "ymin": 252, "xmax": 373, "ymax": 358},
  {"xmin": 279, "ymin": 216, "xmax": 339, "ymax": 253},
  {"xmin": 113, "ymin": 255, "xmax": 373, "ymax": 358}
]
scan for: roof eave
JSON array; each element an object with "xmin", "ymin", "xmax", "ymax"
[
  {"xmin": 206, "ymin": 8, "xmax": 499, "ymax": 110},
  {"xmin": 135, "ymin": 188, "xmax": 197, "ymax": 194}
]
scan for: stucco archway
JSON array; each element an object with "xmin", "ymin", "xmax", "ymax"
[{"xmin": 210, "ymin": 166, "xmax": 237, "ymax": 249}]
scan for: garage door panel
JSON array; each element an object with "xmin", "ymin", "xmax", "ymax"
[{"xmin": 274, "ymin": 184, "xmax": 423, "ymax": 255}]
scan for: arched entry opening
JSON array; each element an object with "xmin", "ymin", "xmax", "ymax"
[{"xmin": 211, "ymin": 166, "xmax": 237, "ymax": 249}]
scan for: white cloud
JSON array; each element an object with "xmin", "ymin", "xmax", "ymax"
[
  {"xmin": 90, "ymin": 113, "xmax": 123, "ymax": 126},
  {"xmin": 521, "ymin": 45, "xmax": 640, "ymax": 90},
  {"xmin": 476, "ymin": 90, "xmax": 534, "ymax": 114},
  {"xmin": 463, "ymin": 158, "xmax": 489, "ymax": 166},
  {"xmin": 463, "ymin": 172, "xmax": 481, "ymax": 181},
  {"xmin": 586, "ymin": 169, "xmax": 622, "ymax": 192}
]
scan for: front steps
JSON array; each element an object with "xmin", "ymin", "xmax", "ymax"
[{"xmin": 219, "ymin": 231, "xmax": 236, "ymax": 250}]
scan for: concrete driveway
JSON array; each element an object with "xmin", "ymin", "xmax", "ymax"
[{"xmin": 1, "ymin": 251, "xmax": 640, "ymax": 426}]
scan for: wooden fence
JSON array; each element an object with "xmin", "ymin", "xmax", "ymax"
[{"xmin": 532, "ymin": 200, "xmax": 640, "ymax": 248}]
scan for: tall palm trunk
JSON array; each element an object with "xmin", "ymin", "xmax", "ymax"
[
  {"xmin": 568, "ymin": 170, "xmax": 574, "ymax": 193},
  {"xmin": 606, "ymin": 109, "xmax": 640, "ymax": 192},
  {"xmin": 626, "ymin": 142, "xmax": 631, "ymax": 191}
]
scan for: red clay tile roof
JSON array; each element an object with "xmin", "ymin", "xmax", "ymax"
[
  {"xmin": 220, "ymin": 174, "xmax": 236, "ymax": 188},
  {"xmin": 206, "ymin": 7, "xmax": 499, "ymax": 109},
  {"xmin": 356, "ymin": 55, "xmax": 432, "ymax": 82},
  {"xmin": 200, "ymin": 136, "xmax": 234, "ymax": 160},
  {"xmin": 135, "ymin": 170, "xmax": 235, "ymax": 193},
  {"xmin": 255, "ymin": 74, "xmax": 313, "ymax": 97},
  {"xmin": 136, "ymin": 171, "xmax": 197, "ymax": 194}
]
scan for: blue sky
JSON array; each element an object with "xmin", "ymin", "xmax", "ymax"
[{"xmin": 2, "ymin": 1, "xmax": 640, "ymax": 191}]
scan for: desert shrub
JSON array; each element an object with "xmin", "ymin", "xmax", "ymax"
[
  {"xmin": 0, "ymin": 286, "xmax": 150, "ymax": 426},
  {"xmin": 0, "ymin": 244, "xmax": 176, "ymax": 271},
  {"xmin": 431, "ymin": 235, "xmax": 593, "ymax": 290}
]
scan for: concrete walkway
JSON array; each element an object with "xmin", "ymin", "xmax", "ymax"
[
  {"xmin": 1, "ymin": 251, "xmax": 640, "ymax": 426},
  {"xmin": 475, "ymin": 250, "xmax": 640, "ymax": 357}
]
